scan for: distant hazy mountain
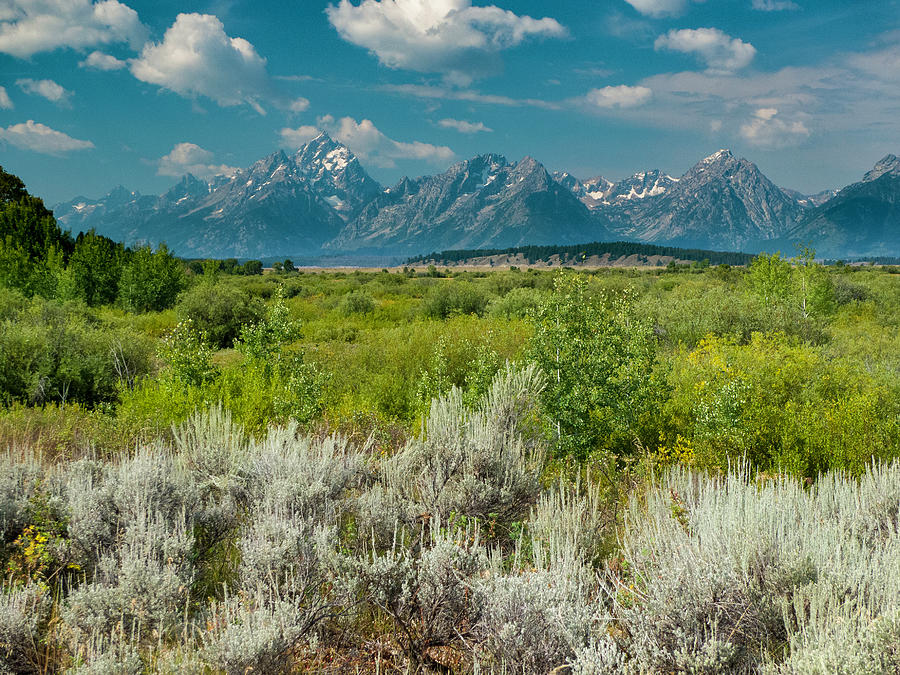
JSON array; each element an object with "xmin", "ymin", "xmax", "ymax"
[
  {"xmin": 782, "ymin": 155, "xmax": 900, "ymax": 258},
  {"xmin": 53, "ymin": 137, "xmax": 898, "ymax": 258}
]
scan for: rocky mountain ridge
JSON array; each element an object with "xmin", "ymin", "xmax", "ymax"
[{"xmin": 53, "ymin": 135, "xmax": 899, "ymax": 258}]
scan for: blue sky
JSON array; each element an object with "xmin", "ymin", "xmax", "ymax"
[{"xmin": 2, "ymin": 0, "xmax": 899, "ymax": 205}]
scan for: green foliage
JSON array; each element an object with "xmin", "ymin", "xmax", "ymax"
[
  {"xmin": 793, "ymin": 246, "xmax": 834, "ymax": 318},
  {"xmin": 157, "ymin": 318, "xmax": 217, "ymax": 388},
  {"xmin": 0, "ymin": 298, "xmax": 153, "ymax": 407},
  {"xmin": 662, "ymin": 332, "xmax": 900, "ymax": 476},
  {"xmin": 339, "ymin": 290, "xmax": 375, "ymax": 316},
  {"xmin": 242, "ymin": 259, "xmax": 263, "ymax": 275},
  {"xmin": 749, "ymin": 251, "xmax": 792, "ymax": 304},
  {"xmin": 422, "ymin": 281, "xmax": 489, "ymax": 318},
  {"xmin": 175, "ymin": 282, "xmax": 265, "ymax": 348},
  {"xmin": 118, "ymin": 244, "xmax": 186, "ymax": 312},
  {"xmin": 528, "ymin": 272, "xmax": 661, "ymax": 459},
  {"xmin": 488, "ymin": 286, "xmax": 543, "ymax": 319},
  {"xmin": 0, "ymin": 169, "xmax": 73, "ymax": 299},
  {"xmin": 67, "ymin": 230, "xmax": 123, "ymax": 307}
]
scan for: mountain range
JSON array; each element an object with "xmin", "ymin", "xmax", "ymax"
[{"xmin": 53, "ymin": 133, "xmax": 900, "ymax": 259}]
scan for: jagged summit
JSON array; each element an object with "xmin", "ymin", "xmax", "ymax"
[
  {"xmin": 863, "ymin": 154, "xmax": 900, "ymax": 183},
  {"xmin": 293, "ymin": 132, "xmax": 381, "ymax": 220}
]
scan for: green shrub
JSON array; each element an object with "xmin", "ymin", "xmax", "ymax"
[
  {"xmin": 175, "ymin": 282, "xmax": 265, "ymax": 348},
  {"xmin": 421, "ymin": 281, "xmax": 489, "ymax": 319},
  {"xmin": 528, "ymin": 273, "xmax": 662, "ymax": 459},
  {"xmin": 118, "ymin": 245, "xmax": 186, "ymax": 313},
  {"xmin": 488, "ymin": 286, "xmax": 543, "ymax": 319},
  {"xmin": 339, "ymin": 290, "xmax": 375, "ymax": 316},
  {"xmin": 0, "ymin": 299, "xmax": 153, "ymax": 407}
]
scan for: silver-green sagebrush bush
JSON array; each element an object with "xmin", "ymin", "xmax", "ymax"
[
  {"xmin": 2, "ymin": 390, "xmax": 899, "ymax": 673},
  {"xmin": 474, "ymin": 551, "xmax": 598, "ymax": 672},
  {"xmin": 0, "ymin": 583, "xmax": 50, "ymax": 675},
  {"xmin": 0, "ymin": 453, "xmax": 41, "ymax": 544},
  {"xmin": 200, "ymin": 589, "xmax": 327, "ymax": 675},
  {"xmin": 386, "ymin": 363, "xmax": 546, "ymax": 524},
  {"xmin": 60, "ymin": 506, "xmax": 193, "ymax": 647},
  {"xmin": 349, "ymin": 518, "xmax": 487, "ymax": 670},
  {"xmin": 602, "ymin": 462, "xmax": 900, "ymax": 674}
]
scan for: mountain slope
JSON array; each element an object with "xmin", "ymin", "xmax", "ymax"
[
  {"xmin": 783, "ymin": 155, "xmax": 900, "ymax": 258},
  {"xmin": 612, "ymin": 150, "xmax": 805, "ymax": 250},
  {"xmin": 329, "ymin": 154, "xmax": 605, "ymax": 253},
  {"xmin": 55, "ymin": 134, "xmax": 378, "ymax": 258}
]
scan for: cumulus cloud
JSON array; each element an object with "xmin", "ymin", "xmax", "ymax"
[
  {"xmin": 16, "ymin": 78, "xmax": 71, "ymax": 105},
  {"xmin": 279, "ymin": 125, "xmax": 322, "ymax": 148},
  {"xmin": 0, "ymin": 86, "xmax": 12, "ymax": 109},
  {"xmin": 80, "ymin": 50, "xmax": 126, "ymax": 70},
  {"xmin": 383, "ymin": 83, "xmax": 559, "ymax": 109},
  {"xmin": 752, "ymin": 0, "xmax": 799, "ymax": 10},
  {"xmin": 739, "ymin": 107, "xmax": 809, "ymax": 147},
  {"xmin": 308, "ymin": 115, "xmax": 455, "ymax": 167},
  {"xmin": 655, "ymin": 27, "xmax": 756, "ymax": 72},
  {"xmin": 0, "ymin": 120, "xmax": 94, "ymax": 154},
  {"xmin": 156, "ymin": 142, "xmax": 237, "ymax": 177},
  {"xmin": 130, "ymin": 13, "xmax": 271, "ymax": 113},
  {"xmin": 0, "ymin": 0, "xmax": 146, "ymax": 58},
  {"xmin": 326, "ymin": 0, "xmax": 567, "ymax": 84},
  {"xmin": 623, "ymin": 0, "xmax": 690, "ymax": 18},
  {"xmin": 584, "ymin": 84, "xmax": 652, "ymax": 109},
  {"xmin": 438, "ymin": 118, "xmax": 492, "ymax": 133},
  {"xmin": 288, "ymin": 97, "xmax": 310, "ymax": 112}
]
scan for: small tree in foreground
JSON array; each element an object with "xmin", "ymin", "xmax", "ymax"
[{"xmin": 528, "ymin": 272, "xmax": 661, "ymax": 460}]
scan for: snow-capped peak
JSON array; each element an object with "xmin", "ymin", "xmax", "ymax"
[{"xmin": 700, "ymin": 149, "xmax": 734, "ymax": 165}]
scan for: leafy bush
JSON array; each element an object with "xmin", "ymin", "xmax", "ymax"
[
  {"xmin": 529, "ymin": 272, "xmax": 662, "ymax": 459},
  {"xmin": 487, "ymin": 285, "xmax": 543, "ymax": 318},
  {"xmin": 0, "ymin": 299, "xmax": 153, "ymax": 407},
  {"xmin": 422, "ymin": 281, "xmax": 489, "ymax": 319},
  {"xmin": 339, "ymin": 290, "xmax": 375, "ymax": 316},
  {"xmin": 118, "ymin": 245, "xmax": 186, "ymax": 313},
  {"xmin": 175, "ymin": 282, "xmax": 264, "ymax": 348}
]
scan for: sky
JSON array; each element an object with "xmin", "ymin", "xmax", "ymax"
[{"xmin": 1, "ymin": 0, "xmax": 900, "ymax": 205}]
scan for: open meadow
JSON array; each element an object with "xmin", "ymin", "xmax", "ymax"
[{"xmin": 2, "ymin": 195, "xmax": 900, "ymax": 672}]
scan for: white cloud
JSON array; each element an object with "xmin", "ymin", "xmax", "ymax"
[
  {"xmin": 0, "ymin": 120, "xmax": 93, "ymax": 154},
  {"xmin": 0, "ymin": 86, "xmax": 12, "ymax": 109},
  {"xmin": 0, "ymin": 0, "xmax": 146, "ymax": 58},
  {"xmin": 156, "ymin": 142, "xmax": 237, "ymax": 177},
  {"xmin": 438, "ymin": 118, "xmax": 492, "ymax": 133},
  {"xmin": 316, "ymin": 114, "xmax": 455, "ymax": 167},
  {"xmin": 624, "ymin": 0, "xmax": 689, "ymax": 18},
  {"xmin": 752, "ymin": 0, "xmax": 799, "ymax": 10},
  {"xmin": 739, "ymin": 107, "xmax": 809, "ymax": 147},
  {"xmin": 288, "ymin": 97, "xmax": 310, "ymax": 112},
  {"xmin": 584, "ymin": 84, "xmax": 652, "ymax": 109},
  {"xmin": 130, "ymin": 13, "xmax": 271, "ymax": 112},
  {"xmin": 16, "ymin": 78, "xmax": 71, "ymax": 105},
  {"xmin": 80, "ymin": 50, "xmax": 126, "ymax": 70},
  {"xmin": 383, "ymin": 83, "xmax": 559, "ymax": 109},
  {"xmin": 279, "ymin": 125, "xmax": 321, "ymax": 148},
  {"xmin": 326, "ymin": 0, "xmax": 566, "ymax": 84},
  {"xmin": 655, "ymin": 27, "xmax": 756, "ymax": 72}
]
